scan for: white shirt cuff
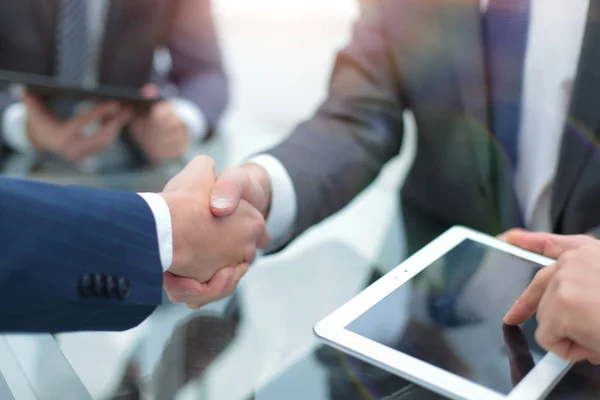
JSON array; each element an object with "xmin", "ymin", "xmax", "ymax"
[
  {"xmin": 170, "ymin": 98, "xmax": 207, "ymax": 141},
  {"xmin": 2, "ymin": 102, "xmax": 36, "ymax": 154},
  {"xmin": 248, "ymin": 154, "xmax": 297, "ymax": 250},
  {"xmin": 137, "ymin": 192, "xmax": 173, "ymax": 272}
]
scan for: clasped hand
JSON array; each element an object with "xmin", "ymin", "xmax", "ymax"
[{"xmin": 159, "ymin": 156, "xmax": 272, "ymax": 309}]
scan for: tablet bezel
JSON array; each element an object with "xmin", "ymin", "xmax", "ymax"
[{"xmin": 314, "ymin": 226, "xmax": 572, "ymax": 400}]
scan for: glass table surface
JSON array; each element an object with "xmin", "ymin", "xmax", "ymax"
[{"xmin": 1, "ymin": 160, "xmax": 599, "ymax": 400}]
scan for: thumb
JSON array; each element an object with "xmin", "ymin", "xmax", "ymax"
[
  {"xmin": 503, "ymin": 264, "xmax": 556, "ymax": 325},
  {"xmin": 210, "ymin": 166, "xmax": 256, "ymax": 217},
  {"xmin": 141, "ymin": 84, "xmax": 160, "ymax": 99},
  {"xmin": 505, "ymin": 229, "xmax": 586, "ymax": 259}
]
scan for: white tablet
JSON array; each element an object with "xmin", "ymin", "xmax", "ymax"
[{"xmin": 314, "ymin": 226, "xmax": 572, "ymax": 400}]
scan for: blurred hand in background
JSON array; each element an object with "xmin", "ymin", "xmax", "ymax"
[
  {"xmin": 23, "ymin": 92, "xmax": 132, "ymax": 162},
  {"xmin": 129, "ymin": 84, "xmax": 189, "ymax": 163}
]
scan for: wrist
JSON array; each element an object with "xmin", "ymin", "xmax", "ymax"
[
  {"xmin": 242, "ymin": 162, "xmax": 272, "ymax": 219},
  {"xmin": 159, "ymin": 192, "xmax": 194, "ymax": 275}
]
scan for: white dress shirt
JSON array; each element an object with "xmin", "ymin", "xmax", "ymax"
[
  {"xmin": 138, "ymin": 193, "xmax": 173, "ymax": 272},
  {"xmin": 252, "ymin": 0, "xmax": 590, "ymax": 246},
  {"xmin": 2, "ymin": 0, "xmax": 207, "ymax": 156}
]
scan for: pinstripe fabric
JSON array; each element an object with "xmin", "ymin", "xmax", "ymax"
[
  {"xmin": 56, "ymin": 0, "xmax": 91, "ymax": 84},
  {"xmin": 0, "ymin": 178, "xmax": 163, "ymax": 333}
]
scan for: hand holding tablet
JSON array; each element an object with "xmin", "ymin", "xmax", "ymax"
[
  {"xmin": 315, "ymin": 226, "xmax": 573, "ymax": 400},
  {"xmin": 128, "ymin": 84, "xmax": 189, "ymax": 163},
  {"xmin": 503, "ymin": 230, "xmax": 600, "ymax": 366},
  {"xmin": 0, "ymin": 70, "xmax": 161, "ymax": 112}
]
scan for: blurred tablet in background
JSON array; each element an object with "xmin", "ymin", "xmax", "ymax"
[{"xmin": 0, "ymin": 69, "xmax": 161, "ymax": 112}]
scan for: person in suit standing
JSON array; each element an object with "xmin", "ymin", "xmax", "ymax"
[
  {"xmin": 177, "ymin": 0, "xmax": 600, "ymax": 397},
  {"xmin": 0, "ymin": 156, "xmax": 267, "ymax": 333},
  {"xmin": 0, "ymin": 0, "xmax": 227, "ymax": 168}
]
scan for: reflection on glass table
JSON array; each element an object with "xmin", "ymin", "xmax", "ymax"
[{"xmin": 0, "ymin": 334, "xmax": 92, "ymax": 400}]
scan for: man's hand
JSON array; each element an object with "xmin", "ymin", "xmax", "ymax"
[
  {"xmin": 23, "ymin": 92, "xmax": 131, "ymax": 162},
  {"xmin": 503, "ymin": 229, "xmax": 600, "ymax": 364},
  {"xmin": 160, "ymin": 156, "xmax": 270, "ymax": 308},
  {"xmin": 129, "ymin": 85, "xmax": 189, "ymax": 163},
  {"xmin": 210, "ymin": 163, "xmax": 272, "ymax": 220}
]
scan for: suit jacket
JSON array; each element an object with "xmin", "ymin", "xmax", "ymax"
[
  {"xmin": 0, "ymin": 0, "xmax": 228, "ymax": 161},
  {"xmin": 0, "ymin": 177, "xmax": 163, "ymax": 333},
  {"xmin": 268, "ymin": 0, "xmax": 600, "ymax": 255}
]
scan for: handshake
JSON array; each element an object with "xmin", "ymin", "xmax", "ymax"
[{"xmin": 157, "ymin": 156, "xmax": 273, "ymax": 309}]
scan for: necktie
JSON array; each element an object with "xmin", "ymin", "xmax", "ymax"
[
  {"xmin": 56, "ymin": 0, "xmax": 91, "ymax": 85},
  {"xmin": 484, "ymin": 0, "xmax": 531, "ymax": 172}
]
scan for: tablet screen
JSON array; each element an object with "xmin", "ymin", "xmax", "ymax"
[{"xmin": 345, "ymin": 239, "xmax": 546, "ymax": 395}]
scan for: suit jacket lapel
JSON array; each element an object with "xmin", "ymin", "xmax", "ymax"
[
  {"xmin": 29, "ymin": 0, "xmax": 58, "ymax": 66},
  {"xmin": 552, "ymin": 0, "xmax": 600, "ymax": 227},
  {"xmin": 443, "ymin": 0, "xmax": 492, "ymax": 193},
  {"xmin": 100, "ymin": 0, "xmax": 135, "ymax": 83}
]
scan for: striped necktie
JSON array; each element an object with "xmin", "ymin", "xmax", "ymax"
[{"xmin": 56, "ymin": 0, "xmax": 91, "ymax": 86}]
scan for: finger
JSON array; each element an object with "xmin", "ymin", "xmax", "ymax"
[
  {"xmin": 211, "ymin": 167, "xmax": 266, "ymax": 217},
  {"xmin": 141, "ymin": 84, "xmax": 160, "ymax": 99},
  {"xmin": 210, "ymin": 167, "xmax": 247, "ymax": 215},
  {"xmin": 151, "ymin": 101, "xmax": 174, "ymax": 122},
  {"xmin": 544, "ymin": 338, "xmax": 595, "ymax": 363},
  {"xmin": 564, "ymin": 343, "xmax": 599, "ymax": 364},
  {"xmin": 163, "ymin": 266, "xmax": 234, "ymax": 305},
  {"xmin": 188, "ymin": 263, "xmax": 249, "ymax": 309},
  {"xmin": 505, "ymin": 230, "xmax": 590, "ymax": 259},
  {"xmin": 64, "ymin": 110, "xmax": 132, "ymax": 161},
  {"xmin": 186, "ymin": 267, "xmax": 238, "ymax": 309},
  {"xmin": 257, "ymin": 229, "xmax": 271, "ymax": 249},
  {"xmin": 184, "ymin": 155, "xmax": 217, "ymax": 191},
  {"xmin": 497, "ymin": 231, "xmax": 509, "ymax": 241},
  {"xmin": 504, "ymin": 264, "xmax": 557, "ymax": 325},
  {"xmin": 243, "ymin": 245, "xmax": 257, "ymax": 266},
  {"xmin": 227, "ymin": 263, "xmax": 249, "ymax": 292},
  {"xmin": 68, "ymin": 101, "xmax": 121, "ymax": 131}
]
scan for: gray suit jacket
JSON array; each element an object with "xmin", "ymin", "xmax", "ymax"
[
  {"xmin": 269, "ymin": 0, "xmax": 600, "ymax": 255},
  {"xmin": 0, "ymin": 0, "xmax": 228, "ymax": 161}
]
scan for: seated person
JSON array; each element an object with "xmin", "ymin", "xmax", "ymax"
[{"xmin": 0, "ymin": 0, "xmax": 228, "ymax": 169}]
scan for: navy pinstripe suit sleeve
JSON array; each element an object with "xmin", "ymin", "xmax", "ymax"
[{"xmin": 0, "ymin": 177, "xmax": 163, "ymax": 333}]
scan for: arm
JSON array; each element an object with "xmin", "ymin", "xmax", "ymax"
[
  {"xmin": 0, "ymin": 177, "xmax": 163, "ymax": 333},
  {"xmin": 0, "ymin": 156, "xmax": 269, "ymax": 332},
  {"xmin": 264, "ymin": 4, "xmax": 405, "ymax": 242},
  {"xmin": 165, "ymin": 0, "xmax": 229, "ymax": 139}
]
